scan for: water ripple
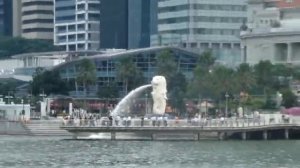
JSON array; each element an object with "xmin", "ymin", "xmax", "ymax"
[{"xmin": 0, "ymin": 136, "xmax": 300, "ymax": 168}]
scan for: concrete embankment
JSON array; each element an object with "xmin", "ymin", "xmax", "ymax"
[
  {"xmin": 1, "ymin": 120, "xmax": 72, "ymax": 136},
  {"xmin": 25, "ymin": 120, "xmax": 72, "ymax": 136},
  {"xmin": 0, "ymin": 121, "xmax": 30, "ymax": 135}
]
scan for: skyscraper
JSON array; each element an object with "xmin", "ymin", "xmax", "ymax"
[
  {"xmin": 128, "ymin": 0, "xmax": 157, "ymax": 49},
  {"xmin": 0, "ymin": 0, "xmax": 12, "ymax": 36},
  {"xmin": 0, "ymin": 0, "xmax": 5, "ymax": 35},
  {"xmin": 54, "ymin": 0, "xmax": 100, "ymax": 51},
  {"xmin": 99, "ymin": 0, "xmax": 128, "ymax": 49},
  {"xmin": 21, "ymin": 0, "xmax": 54, "ymax": 40},
  {"xmin": 100, "ymin": 0, "xmax": 157, "ymax": 49},
  {"xmin": 153, "ymin": 0, "xmax": 247, "ymax": 64}
]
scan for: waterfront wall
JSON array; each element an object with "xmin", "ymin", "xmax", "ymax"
[{"xmin": 0, "ymin": 121, "xmax": 29, "ymax": 135}]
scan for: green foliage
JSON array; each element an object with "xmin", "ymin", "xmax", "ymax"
[
  {"xmin": 97, "ymin": 82, "xmax": 119, "ymax": 99},
  {"xmin": 194, "ymin": 51, "xmax": 215, "ymax": 74},
  {"xmin": 188, "ymin": 57, "xmax": 300, "ymax": 110},
  {"xmin": 76, "ymin": 59, "xmax": 97, "ymax": 97},
  {"xmin": 76, "ymin": 59, "xmax": 97, "ymax": 86},
  {"xmin": 254, "ymin": 60, "xmax": 273, "ymax": 88},
  {"xmin": 0, "ymin": 37, "xmax": 62, "ymax": 59},
  {"xmin": 116, "ymin": 57, "xmax": 144, "ymax": 95},
  {"xmin": 30, "ymin": 68, "xmax": 70, "ymax": 96},
  {"xmin": 236, "ymin": 63, "xmax": 255, "ymax": 92},
  {"xmin": 0, "ymin": 79, "xmax": 21, "ymax": 96},
  {"xmin": 280, "ymin": 88, "xmax": 298, "ymax": 108},
  {"xmin": 188, "ymin": 51, "xmax": 215, "ymax": 98},
  {"xmin": 155, "ymin": 50, "xmax": 177, "ymax": 81},
  {"xmin": 168, "ymin": 72, "xmax": 188, "ymax": 115}
]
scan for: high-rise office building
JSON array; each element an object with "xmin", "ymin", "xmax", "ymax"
[
  {"xmin": 54, "ymin": 0, "xmax": 100, "ymax": 51},
  {"xmin": 0, "ymin": 0, "xmax": 12, "ymax": 36},
  {"xmin": 99, "ymin": 0, "xmax": 128, "ymax": 49},
  {"xmin": 21, "ymin": 0, "xmax": 54, "ymax": 40},
  {"xmin": 0, "ymin": 0, "xmax": 6, "ymax": 35},
  {"xmin": 99, "ymin": 0, "xmax": 157, "ymax": 49},
  {"xmin": 128, "ymin": 0, "xmax": 157, "ymax": 49},
  {"xmin": 152, "ymin": 0, "xmax": 247, "ymax": 64},
  {"xmin": 55, "ymin": 0, "xmax": 155, "ymax": 51}
]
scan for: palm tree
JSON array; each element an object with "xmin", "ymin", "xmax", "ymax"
[
  {"xmin": 189, "ymin": 51, "xmax": 216, "ymax": 99},
  {"xmin": 76, "ymin": 59, "xmax": 97, "ymax": 97},
  {"xmin": 155, "ymin": 49, "xmax": 177, "ymax": 81},
  {"xmin": 236, "ymin": 63, "xmax": 256, "ymax": 93},
  {"xmin": 116, "ymin": 57, "xmax": 143, "ymax": 95},
  {"xmin": 254, "ymin": 60, "xmax": 273, "ymax": 100}
]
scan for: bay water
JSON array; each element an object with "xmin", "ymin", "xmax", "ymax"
[{"xmin": 0, "ymin": 136, "xmax": 299, "ymax": 168}]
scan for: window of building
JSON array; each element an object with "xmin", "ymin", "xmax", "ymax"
[
  {"xmin": 77, "ymin": 24, "xmax": 85, "ymax": 31},
  {"xmin": 77, "ymin": 4, "xmax": 85, "ymax": 10}
]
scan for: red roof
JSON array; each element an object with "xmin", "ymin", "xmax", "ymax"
[{"xmin": 283, "ymin": 107, "xmax": 300, "ymax": 116}]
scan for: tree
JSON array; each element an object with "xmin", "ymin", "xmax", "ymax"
[
  {"xmin": 210, "ymin": 66, "xmax": 237, "ymax": 100},
  {"xmin": 189, "ymin": 51, "xmax": 215, "ymax": 99},
  {"xmin": 0, "ymin": 37, "xmax": 62, "ymax": 58},
  {"xmin": 271, "ymin": 64, "xmax": 294, "ymax": 90},
  {"xmin": 155, "ymin": 49, "xmax": 177, "ymax": 81},
  {"xmin": 194, "ymin": 51, "xmax": 215, "ymax": 74},
  {"xmin": 30, "ymin": 68, "xmax": 70, "ymax": 96},
  {"xmin": 76, "ymin": 59, "xmax": 97, "ymax": 97},
  {"xmin": 168, "ymin": 72, "xmax": 188, "ymax": 116},
  {"xmin": 254, "ymin": 60, "xmax": 273, "ymax": 91},
  {"xmin": 116, "ymin": 57, "xmax": 144, "ymax": 95},
  {"xmin": 97, "ymin": 82, "xmax": 119, "ymax": 99},
  {"xmin": 236, "ymin": 63, "xmax": 256, "ymax": 93},
  {"xmin": 281, "ymin": 89, "xmax": 298, "ymax": 108}
]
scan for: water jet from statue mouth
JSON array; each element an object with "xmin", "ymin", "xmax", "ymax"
[{"xmin": 111, "ymin": 76, "xmax": 167, "ymax": 117}]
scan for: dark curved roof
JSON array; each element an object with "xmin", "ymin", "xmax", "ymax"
[
  {"xmin": 11, "ymin": 50, "xmax": 103, "ymax": 59},
  {"xmin": 52, "ymin": 46, "xmax": 200, "ymax": 70}
]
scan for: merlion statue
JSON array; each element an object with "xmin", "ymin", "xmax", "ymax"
[{"xmin": 151, "ymin": 76, "xmax": 167, "ymax": 115}]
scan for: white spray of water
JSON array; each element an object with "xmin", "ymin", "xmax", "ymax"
[{"xmin": 111, "ymin": 84, "xmax": 151, "ymax": 117}]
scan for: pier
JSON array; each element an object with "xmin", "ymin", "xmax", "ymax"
[{"xmin": 60, "ymin": 119, "xmax": 300, "ymax": 141}]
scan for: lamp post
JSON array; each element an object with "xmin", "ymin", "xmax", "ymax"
[
  {"xmin": 21, "ymin": 99, "xmax": 25, "ymax": 121},
  {"xmin": 225, "ymin": 92, "xmax": 229, "ymax": 118}
]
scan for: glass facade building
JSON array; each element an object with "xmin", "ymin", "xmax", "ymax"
[
  {"xmin": 55, "ymin": 47, "xmax": 198, "ymax": 97},
  {"xmin": 0, "ymin": 0, "xmax": 4, "ymax": 35},
  {"xmin": 100, "ymin": 0, "xmax": 157, "ymax": 50},
  {"xmin": 152, "ymin": 0, "xmax": 247, "ymax": 66},
  {"xmin": 99, "ymin": 0, "xmax": 128, "ymax": 49},
  {"xmin": 0, "ymin": 0, "xmax": 12, "ymax": 36},
  {"xmin": 128, "ymin": 0, "xmax": 157, "ymax": 49}
]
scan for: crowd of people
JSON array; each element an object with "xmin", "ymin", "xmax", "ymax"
[{"xmin": 62, "ymin": 109, "xmax": 172, "ymax": 127}]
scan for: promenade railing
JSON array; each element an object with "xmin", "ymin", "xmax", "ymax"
[{"xmin": 61, "ymin": 117, "xmax": 294, "ymax": 128}]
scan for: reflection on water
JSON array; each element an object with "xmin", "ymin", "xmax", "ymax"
[{"xmin": 0, "ymin": 136, "xmax": 299, "ymax": 168}]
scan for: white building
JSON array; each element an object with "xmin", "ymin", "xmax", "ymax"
[
  {"xmin": 21, "ymin": 0, "xmax": 54, "ymax": 40},
  {"xmin": 241, "ymin": 0, "xmax": 300, "ymax": 65},
  {"xmin": 152, "ymin": 0, "xmax": 247, "ymax": 65},
  {"xmin": 0, "ymin": 98, "xmax": 30, "ymax": 121},
  {"xmin": 54, "ymin": 0, "xmax": 100, "ymax": 51}
]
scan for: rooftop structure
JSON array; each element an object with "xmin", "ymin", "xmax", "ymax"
[{"xmin": 241, "ymin": 0, "xmax": 300, "ymax": 64}]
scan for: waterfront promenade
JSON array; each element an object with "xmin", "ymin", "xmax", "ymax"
[{"xmin": 61, "ymin": 118, "xmax": 300, "ymax": 141}]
